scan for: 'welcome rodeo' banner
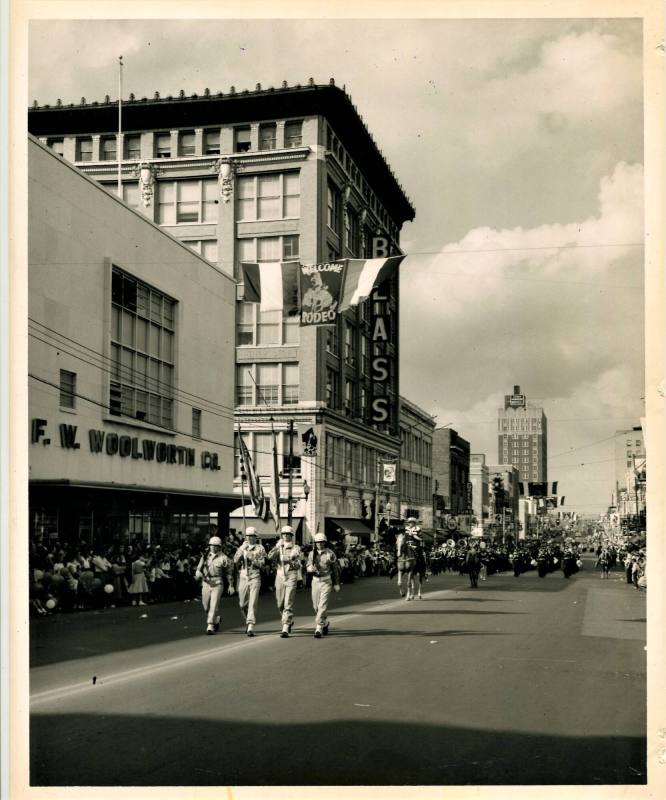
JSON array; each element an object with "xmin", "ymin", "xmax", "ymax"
[{"xmin": 299, "ymin": 261, "xmax": 346, "ymax": 326}]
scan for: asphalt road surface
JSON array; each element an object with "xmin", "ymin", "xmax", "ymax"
[{"xmin": 29, "ymin": 557, "xmax": 646, "ymax": 786}]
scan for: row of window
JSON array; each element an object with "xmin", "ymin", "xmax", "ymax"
[
  {"xmin": 47, "ymin": 120, "xmax": 304, "ymax": 162},
  {"xmin": 112, "ymin": 172, "xmax": 301, "ymax": 226},
  {"xmin": 326, "ymin": 182, "xmax": 373, "ymax": 258},
  {"xmin": 400, "ymin": 470, "xmax": 433, "ymax": 503},
  {"xmin": 236, "ymin": 363, "xmax": 299, "ymax": 407},
  {"xmin": 325, "ymin": 434, "xmax": 382, "ymax": 485},
  {"xmin": 400, "ymin": 429, "xmax": 432, "ymax": 466},
  {"xmin": 325, "ymin": 125, "xmax": 399, "ymax": 244},
  {"xmin": 237, "ymin": 304, "xmax": 299, "ymax": 347}
]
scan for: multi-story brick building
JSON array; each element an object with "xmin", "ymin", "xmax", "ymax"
[
  {"xmin": 431, "ymin": 427, "xmax": 471, "ymax": 536},
  {"xmin": 28, "ymin": 80, "xmax": 415, "ymax": 543},
  {"xmin": 398, "ymin": 397, "xmax": 435, "ymax": 532},
  {"xmin": 497, "ymin": 385, "xmax": 547, "ymax": 483}
]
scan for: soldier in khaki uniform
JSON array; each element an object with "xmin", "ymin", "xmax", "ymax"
[
  {"xmin": 306, "ymin": 532, "xmax": 341, "ymax": 638},
  {"xmin": 233, "ymin": 527, "xmax": 266, "ymax": 637},
  {"xmin": 195, "ymin": 535, "xmax": 235, "ymax": 635},
  {"xmin": 267, "ymin": 525, "xmax": 303, "ymax": 638}
]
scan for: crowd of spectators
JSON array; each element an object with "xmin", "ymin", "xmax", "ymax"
[{"xmin": 32, "ymin": 530, "xmax": 638, "ymax": 617}]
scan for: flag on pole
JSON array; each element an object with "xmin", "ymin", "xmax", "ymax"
[
  {"xmin": 269, "ymin": 423, "xmax": 282, "ymax": 533},
  {"xmin": 238, "ymin": 431, "xmax": 269, "ymax": 521},
  {"xmin": 241, "ymin": 261, "xmax": 300, "ymax": 315},
  {"xmin": 339, "ymin": 255, "xmax": 405, "ymax": 310}
]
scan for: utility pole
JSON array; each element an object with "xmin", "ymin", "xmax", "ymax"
[
  {"xmin": 373, "ymin": 457, "xmax": 381, "ymax": 543},
  {"xmin": 287, "ymin": 419, "xmax": 294, "ymax": 527}
]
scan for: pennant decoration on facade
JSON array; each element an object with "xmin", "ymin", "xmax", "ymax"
[
  {"xmin": 551, "ymin": 481, "xmax": 558, "ymax": 495},
  {"xmin": 301, "ymin": 427, "xmax": 318, "ymax": 456},
  {"xmin": 298, "ymin": 261, "xmax": 346, "ymax": 326},
  {"xmin": 238, "ymin": 432, "xmax": 269, "ymax": 521},
  {"xmin": 339, "ymin": 255, "xmax": 405, "ymax": 310},
  {"xmin": 560, "ymin": 496, "xmax": 566, "ymax": 506},
  {"xmin": 241, "ymin": 261, "xmax": 300, "ymax": 315}
]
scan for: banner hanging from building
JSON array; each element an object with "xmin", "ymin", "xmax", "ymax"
[
  {"xmin": 381, "ymin": 461, "xmax": 397, "ymax": 484},
  {"xmin": 299, "ymin": 261, "xmax": 346, "ymax": 326}
]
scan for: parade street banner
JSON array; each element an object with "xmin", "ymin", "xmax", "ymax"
[
  {"xmin": 382, "ymin": 461, "xmax": 397, "ymax": 484},
  {"xmin": 243, "ymin": 256, "xmax": 407, "ymax": 325},
  {"xmin": 241, "ymin": 261, "xmax": 300, "ymax": 315},
  {"xmin": 299, "ymin": 261, "xmax": 345, "ymax": 326}
]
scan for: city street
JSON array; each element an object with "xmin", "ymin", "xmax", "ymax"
[{"xmin": 29, "ymin": 557, "xmax": 646, "ymax": 787}]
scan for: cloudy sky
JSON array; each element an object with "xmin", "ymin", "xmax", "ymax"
[{"xmin": 28, "ymin": 15, "xmax": 646, "ymax": 515}]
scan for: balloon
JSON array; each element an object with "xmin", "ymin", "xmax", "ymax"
[
  {"xmin": 45, "ymin": 598, "xmax": 56, "ymax": 609},
  {"xmin": 104, "ymin": 584, "xmax": 114, "ymax": 594}
]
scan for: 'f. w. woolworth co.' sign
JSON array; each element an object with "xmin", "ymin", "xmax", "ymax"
[{"xmin": 31, "ymin": 419, "xmax": 221, "ymax": 470}]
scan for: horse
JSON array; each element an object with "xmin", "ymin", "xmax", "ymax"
[{"xmin": 397, "ymin": 532, "xmax": 425, "ymax": 600}]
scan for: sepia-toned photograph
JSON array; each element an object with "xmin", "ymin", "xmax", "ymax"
[{"xmin": 5, "ymin": 2, "xmax": 664, "ymax": 798}]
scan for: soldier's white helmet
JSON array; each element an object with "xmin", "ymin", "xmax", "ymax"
[
  {"xmin": 245, "ymin": 527, "xmax": 258, "ymax": 537},
  {"xmin": 314, "ymin": 532, "xmax": 327, "ymax": 543},
  {"xmin": 208, "ymin": 536, "xmax": 223, "ymax": 546},
  {"xmin": 407, "ymin": 516, "xmax": 417, "ymax": 524},
  {"xmin": 281, "ymin": 525, "xmax": 294, "ymax": 535}
]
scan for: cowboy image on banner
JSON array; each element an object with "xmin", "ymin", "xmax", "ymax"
[{"xmin": 299, "ymin": 261, "xmax": 345, "ymax": 326}]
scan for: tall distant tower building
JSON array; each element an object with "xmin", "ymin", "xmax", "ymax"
[{"xmin": 497, "ymin": 385, "xmax": 547, "ymax": 483}]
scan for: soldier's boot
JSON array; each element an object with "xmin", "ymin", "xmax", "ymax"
[
  {"xmin": 246, "ymin": 623, "xmax": 255, "ymax": 637},
  {"xmin": 322, "ymin": 622, "xmax": 330, "ymax": 636},
  {"xmin": 206, "ymin": 624, "xmax": 215, "ymax": 635},
  {"xmin": 213, "ymin": 616, "xmax": 220, "ymax": 632},
  {"xmin": 280, "ymin": 624, "xmax": 289, "ymax": 638},
  {"xmin": 314, "ymin": 626, "xmax": 323, "ymax": 639}
]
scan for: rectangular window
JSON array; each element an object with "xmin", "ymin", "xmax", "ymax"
[
  {"xmin": 110, "ymin": 267, "xmax": 175, "ymax": 427},
  {"xmin": 48, "ymin": 138, "xmax": 64, "ymax": 156},
  {"xmin": 155, "ymin": 133, "xmax": 171, "ymax": 158},
  {"xmin": 125, "ymin": 135, "xmax": 141, "ymax": 160},
  {"xmin": 326, "ymin": 434, "xmax": 335, "ymax": 480},
  {"xmin": 177, "ymin": 180, "xmax": 200, "ymax": 222},
  {"xmin": 238, "ymin": 235, "xmax": 299, "ymax": 281},
  {"xmin": 326, "ymin": 326, "xmax": 339, "ymax": 355},
  {"xmin": 77, "ymin": 137, "xmax": 93, "ymax": 162},
  {"xmin": 257, "ymin": 362, "xmax": 279, "ymax": 405},
  {"xmin": 179, "ymin": 131, "xmax": 196, "ymax": 156},
  {"xmin": 346, "ymin": 208, "xmax": 360, "ymax": 255},
  {"xmin": 345, "ymin": 440, "xmax": 353, "ymax": 482},
  {"xmin": 204, "ymin": 129, "xmax": 220, "ymax": 155},
  {"xmin": 59, "ymin": 369, "xmax": 76, "ymax": 409},
  {"xmin": 192, "ymin": 408, "xmax": 202, "ymax": 439},
  {"xmin": 327, "ymin": 183, "xmax": 341, "ymax": 234},
  {"xmin": 257, "ymin": 309, "xmax": 280, "ymax": 345},
  {"xmin": 234, "ymin": 126, "xmax": 251, "ymax": 153},
  {"xmin": 284, "ymin": 120, "xmax": 303, "ymax": 148},
  {"xmin": 344, "ymin": 379, "xmax": 354, "ymax": 415},
  {"xmin": 236, "ymin": 173, "xmax": 300, "ymax": 221},
  {"xmin": 326, "ymin": 368, "xmax": 339, "ymax": 408},
  {"xmin": 253, "ymin": 432, "xmax": 272, "ymax": 477},
  {"xmin": 159, "ymin": 179, "xmax": 219, "ymax": 224},
  {"xmin": 101, "ymin": 136, "xmax": 117, "ymax": 161},
  {"xmin": 344, "ymin": 323, "xmax": 355, "ymax": 365},
  {"xmin": 282, "ymin": 363, "xmax": 299, "ymax": 405},
  {"xmin": 236, "ymin": 365, "xmax": 253, "ymax": 406},
  {"xmin": 237, "ymin": 302, "xmax": 255, "ymax": 346},
  {"xmin": 259, "ymin": 122, "xmax": 277, "ymax": 151}
]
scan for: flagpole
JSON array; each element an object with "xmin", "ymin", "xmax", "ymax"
[
  {"xmin": 270, "ymin": 417, "xmax": 281, "ymax": 535},
  {"xmin": 238, "ymin": 425, "xmax": 247, "ymax": 536},
  {"xmin": 117, "ymin": 55, "xmax": 123, "ymax": 197}
]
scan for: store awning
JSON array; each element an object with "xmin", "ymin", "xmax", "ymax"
[{"xmin": 327, "ymin": 517, "xmax": 374, "ymax": 537}]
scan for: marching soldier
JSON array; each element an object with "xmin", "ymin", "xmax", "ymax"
[
  {"xmin": 267, "ymin": 525, "xmax": 303, "ymax": 638},
  {"xmin": 306, "ymin": 532, "xmax": 341, "ymax": 639},
  {"xmin": 233, "ymin": 527, "xmax": 266, "ymax": 637},
  {"xmin": 195, "ymin": 535, "xmax": 235, "ymax": 635}
]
